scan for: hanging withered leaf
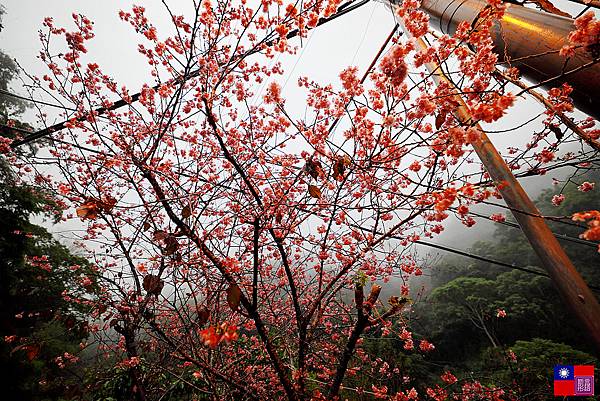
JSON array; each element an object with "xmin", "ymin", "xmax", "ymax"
[
  {"xmin": 332, "ymin": 156, "xmax": 349, "ymax": 180},
  {"xmin": 548, "ymin": 124, "xmax": 564, "ymax": 141},
  {"xmin": 163, "ymin": 235, "xmax": 179, "ymax": 256},
  {"xmin": 76, "ymin": 201, "xmax": 100, "ymax": 220},
  {"xmin": 435, "ymin": 113, "xmax": 446, "ymax": 130},
  {"xmin": 182, "ymin": 205, "xmax": 192, "ymax": 219},
  {"xmin": 143, "ymin": 221, "xmax": 151, "ymax": 231},
  {"xmin": 305, "ymin": 158, "xmax": 324, "ymax": 180},
  {"xmin": 153, "ymin": 230, "xmax": 169, "ymax": 242},
  {"xmin": 308, "ymin": 184, "xmax": 322, "ymax": 199},
  {"xmin": 226, "ymin": 284, "xmax": 242, "ymax": 311},
  {"xmin": 197, "ymin": 306, "xmax": 210, "ymax": 326},
  {"xmin": 388, "ymin": 296, "xmax": 411, "ymax": 309},
  {"xmin": 143, "ymin": 274, "xmax": 164, "ymax": 296},
  {"xmin": 76, "ymin": 197, "xmax": 117, "ymax": 220},
  {"xmin": 99, "ymin": 196, "xmax": 117, "ymax": 212}
]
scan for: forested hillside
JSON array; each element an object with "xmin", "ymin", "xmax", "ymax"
[{"xmin": 341, "ymin": 173, "xmax": 600, "ymax": 400}]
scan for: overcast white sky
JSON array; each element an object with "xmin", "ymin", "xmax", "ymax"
[
  {"xmin": 0, "ymin": 0, "xmax": 398, "ymax": 122},
  {"xmin": 0, "ymin": 0, "xmax": 588, "ymax": 136}
]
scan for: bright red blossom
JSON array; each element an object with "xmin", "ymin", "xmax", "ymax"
[
  {"xmin": 200, "ymin": 322, "xmax": 239, "ymax": 349},
  {"xmin": 578, "ymin": 181, "xmax": 595, "ymax": 192}
]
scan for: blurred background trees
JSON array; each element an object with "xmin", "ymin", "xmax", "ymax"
[{"xmin": 0, "ymin": 8, "xmax": 95, "ymax": 398}]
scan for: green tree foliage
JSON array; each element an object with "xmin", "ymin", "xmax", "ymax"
[
  {"xmin": 430, "ymin": 172, "xmax": 600, "ymax": 287},
  {"xmin": 335, "ymin": 173, "xmax": 600, "ymax": 399},
  {"xmin": 396, "ymin": 171, "xmax": 600, "ymax": 397},
  {"xmin": 475, "ymin": 339, "xmax": 597, "ymax": 401},
  {"xmin": 0, "ymin": 12, "xmax": 95, "ymax": 398},
  {"xmin": 0, "ymin": 49, "xmax": 27, "ymax": 123},
  {"xmin": 428, "ymin": 277, "xmax": 501, "ymax": 348},
  {"xmin": 424, "ymin": 171, "xmax": 600, "ymax": 354},
  {"xmin": 0, "ymin": 164, "xmax": 95, "ymax": 399}
]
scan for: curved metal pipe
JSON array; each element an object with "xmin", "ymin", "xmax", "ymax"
[{"xmin": 421, "ymin": 0, "xmax": 600, "ymax": 119}]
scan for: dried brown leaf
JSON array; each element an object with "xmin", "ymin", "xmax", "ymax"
[
  {"xmin": 308, "ymin": 184, "xmax": 322, "ymax": 199},
  {"xmin": 435, "ymin": 113, "xmax": 446, "ymax": 130},
  {"xmin": 549, "ymin": 124, "xmax": 564, "ymax": 141},
  {"xmin": 99, "ymin": 196, "xmax": 117, "ymax": 213},
  {"xmin": 76, "ymin": 201, "xmax": 100, "ymax": 220},
  {"xmin": 153, "ymin": 230, "xmax": 168, "ymax": 242},
  {"xmin": 163, "ymin": 235, "xmax": 179, "ymax": 256},
  {"xmin": 197, "ymin": 306, "xmax": 210, "ymax": 326},
  {"xmin": 332, "ymin": 158, "xmax": 345, "ymax": 180},
  {"xmin": 143, "ymin": 275, "xmax": 164, "ymax": 296},
  {"xmin": 227, "ymin": 284, "xmax": 242, "ymax": 311},
  {"xmin": 305, "ymin": 158, "xmax": 324, "ymax": 180}
]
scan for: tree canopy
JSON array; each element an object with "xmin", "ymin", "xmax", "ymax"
[{"xmin": 1, "ymin": 0, "xmax": 600, "ymax": 400}]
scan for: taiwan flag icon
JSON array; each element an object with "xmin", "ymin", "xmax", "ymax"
[{"xmin": 554, "ymin": 365, "xmax": 594, "ymax": 396}]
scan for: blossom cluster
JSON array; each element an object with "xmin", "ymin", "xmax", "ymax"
[{"xmin": 561, "ymin": 11, "xmax": 600, "ymax": 57}]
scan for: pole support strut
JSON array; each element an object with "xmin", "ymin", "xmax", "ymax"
[{"xmin": 401, "ymin": 25, "xmax": 600, "ymax": 348}]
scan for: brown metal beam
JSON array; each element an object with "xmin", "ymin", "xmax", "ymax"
[
  {"xmin": 406, "ymin": 28, "xmax": 600, "ymax": 348},
  {"xmin": 419, "ymin": 0, "xmax": 600, "ymax": 120}
]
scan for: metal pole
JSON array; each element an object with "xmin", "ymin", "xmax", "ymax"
[
  {"xmin": 401, "ymin": 0, "xmax": 600, "ymax": 119},
  {"xmin": 397, "ymin": 23, "xmax": 600, "ymax": 347}
]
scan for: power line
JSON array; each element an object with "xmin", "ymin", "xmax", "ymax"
[
  {"xmin": 461, "ymin": 207, "xmax": 598, "ymax": 248},
  {"xmin": 400, "ymin": 192, "xmax": 595, "ymax": 244},
  {"xmin": 0, "ymin": 88, "xmax": 76, "ymax": 111},
  {"xmin": 347, "ymin": 220, "xmax": 600, "ymax": 291},
  {"xmin": 413, "ymin": 239, "xmax": 600, "ymax": 292},
  {"xmin": 415, "ymin": 239, "xmax": 543, "ymax": 276},
  {"xmin": 350, "ymin": 2, "xmax": 376, "ymax": 66}
]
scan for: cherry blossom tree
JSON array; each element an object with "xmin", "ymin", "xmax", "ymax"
[{"xmin": 3, "ymin": 0, "xmax": 599, "ymax": 399}]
